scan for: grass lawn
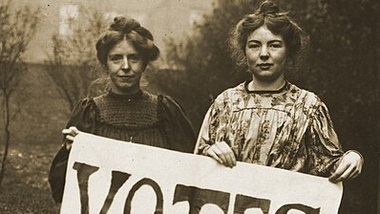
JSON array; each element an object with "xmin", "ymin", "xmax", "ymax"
[{"xmin": 0, "ymin": 143, "xmax": 61, "ymax": 214}]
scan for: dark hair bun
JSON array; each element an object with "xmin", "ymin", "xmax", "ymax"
[
  {"xmin": 109, "ymin": 16, "xmax": 154, "ymax": 41},
  {"xmin": 110, "ymin": 16, "xmax": 141, "ymax": 33},
  {"xmin": 258, "ymin": 1, "xmax": 280, "ymax": 15}
]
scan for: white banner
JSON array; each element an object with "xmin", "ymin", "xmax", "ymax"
[{"xmin": 61, "ymin": 132, "xmax": 343, "ymax": 214}]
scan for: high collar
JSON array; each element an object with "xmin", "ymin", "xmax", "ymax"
[
  {"xmin": 244, "ymin": 81, "xmax": 289, "ymax": 94},
  {"xmin": 108, "ymin": 90, "xmax": 144, "ymax": 101}
]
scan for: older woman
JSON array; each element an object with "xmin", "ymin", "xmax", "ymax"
[{"xmin": 49, "ymin": 16, "xmax": 195, "ymax": 203}]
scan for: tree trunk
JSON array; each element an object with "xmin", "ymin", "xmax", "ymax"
[{"xmin": 0, "ymin": 89, "xmax": 10, "ymax": 189}]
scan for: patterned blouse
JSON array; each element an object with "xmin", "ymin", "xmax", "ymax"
[{"xmin": 196, "ymin": 81, "xmax": 344, "ymax": 177}]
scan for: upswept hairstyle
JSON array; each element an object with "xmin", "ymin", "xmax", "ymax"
[
  {"xmin": 96, "ymin": 16, "xmax": 160, "ymax": 67},
  {"xmin": 229, "ymin": 1, "xmax": 304, "ymax": 66}
]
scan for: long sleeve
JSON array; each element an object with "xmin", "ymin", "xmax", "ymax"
[
  {"xmin": 195, "ymin": 92, "xmax": 232, "ymax": 155},
  {"xmin": 160, "ymin": 95, "xmax": 196, "ymax": 153},
  {"xmin": 65, "ymin": 98, "xmax": 98, "ymax": 134},
  {"xmin": 305, "ymin": 102, "xmax": 344, "ymax": 176},
  {"xmin": 49, "ymin": 98, "xmax": 98, "ymax": 203},
  {"xmin": 195, "ymin": 106, "xmax": 214, "ymax": 155}
]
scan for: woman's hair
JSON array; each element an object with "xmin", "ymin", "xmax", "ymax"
[
  {"xmin": 229, "ymin": 1, "xmax": 304, "ymax": 66},
  {"xmin": 96, "ymin": 16, "xmax": 160, "ymax": 66}
]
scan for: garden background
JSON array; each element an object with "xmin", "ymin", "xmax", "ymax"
[{"xmin": 0, "ymin": 0, "xmax": 378, "ymax": 213}]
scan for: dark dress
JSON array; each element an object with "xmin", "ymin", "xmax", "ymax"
[{"xmin": 49, "ymin": 90, "xmax": 196, "ymax": 202}]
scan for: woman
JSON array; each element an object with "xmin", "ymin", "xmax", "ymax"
[
  {"xmin": 195, "ymin": 1, "xmax": 363, "ymax": 182},
  {"xmin": 49, "ymin": 16, "xmax": 195, "ymax": 203}
]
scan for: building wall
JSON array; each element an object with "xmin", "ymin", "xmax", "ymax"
[{"xmin": 11, "ymin": 0, "xmax": 215, "ymax": 63}]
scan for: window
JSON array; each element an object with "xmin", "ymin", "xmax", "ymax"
[
  {"xmin": 59, "ymin": 5, "xmax": 79, "ymax": 35},
  {"xmin": 189, "ymin": 11, "xmax": 203, "ymax": 27}
]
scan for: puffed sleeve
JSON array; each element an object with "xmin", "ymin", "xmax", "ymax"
[
  {"xmin": 305, "ymin": 102, "xmax": 345, "ymax": 176},
  {"xmin": 159, "ymin": 95, "xmax": 196, "ymax": 153},
  {"xmin": 49, "ymin": 98, "xmax": 98, "ymax": 203},
  {"xmin": 65, "ymin": 98, "xmax": 98, "ymax": 134},
  {"xmin": 194, "ymin": 90, "xmax": 232, "ymax": 155},
  {"xmin": 194, "ymin": 105, "xmax": 215, "ymax": 155},
  {"xmin": 53, "ymin": 97, "xmax": 97, "ymax": 179}
]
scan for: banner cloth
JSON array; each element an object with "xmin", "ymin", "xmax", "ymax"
[{"xmin": 60, "ymin": 132, "xmax": 343, "ymax": 214}]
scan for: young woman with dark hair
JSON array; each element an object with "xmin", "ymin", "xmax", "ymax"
[{"xmin": 49, "ymin": 16, "xmax": 195, "ymax": 203}]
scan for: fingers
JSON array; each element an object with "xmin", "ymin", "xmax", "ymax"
[
  {"xmin": 206, "ymin": 141, "xmax": 236, "ymax": 168},
  {"xmin": 329, "ymin": 152, "xmax": 363, "ymax": 183},
  {"xmin": 62, "ymin": 126, "xmax": 80, "ymax": 143}
]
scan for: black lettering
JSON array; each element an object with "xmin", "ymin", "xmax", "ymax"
[
  {"xmin": 173, "ymin": 184, "xmax": 230, "ymax": 214},
  {"xmin": 99, "ymin": 171, "xmax": 131, "ymax": 214},
  {"xmin": 73, "ymin": 162, "xmax": 100, "ymax": 214},
  {"xmin": 275, "ymin": 203, "xmax": 320, "ymax": 214},
  {"xmin": 124, "ymin": 178, "xmax": 164, "ymax": 214},
  {"xmin": 234, "ymin": 194, "xmax": 271, "ymax": 214}
]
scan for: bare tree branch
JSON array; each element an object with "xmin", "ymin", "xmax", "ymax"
[
  {"xmin": 0, "ymin": 0, "xmax": 39, "ymax": 188},
  {"xmin": 45, "ymin": 7, "xmax": 107, "ymax": 111}
]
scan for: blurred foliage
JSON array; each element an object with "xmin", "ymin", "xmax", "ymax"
[
  {"xmin": 0, "ymin": 0, "xmax": 39, "ymax": 106},
  {"xmin": 148, "ymin": 0, "xmax": 380, "ymax": 131},
  {"xmin": 0, "ymin": 0, "xmax": 377, "ymax": 213},
  {"xmin": 146, "ymin": 0, "xmax": 379, "ymax": 213},
  {"xmin": 45, "ymin": 8, "xmax": 108, "ymax": 110},
  {"xmin": 0, "ymin": 0, "xmax": 39, "ymax": 188},
  {"xmin": 146, "ymin": 0, "xmax": 255, "ymax": 129}
]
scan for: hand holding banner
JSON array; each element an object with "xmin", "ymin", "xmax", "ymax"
[{"xmin": 61, "ymin": 132, "xmax": 343, "ymax": 214}]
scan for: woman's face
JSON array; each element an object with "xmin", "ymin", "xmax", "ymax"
[
  {"xmin": 106, "ymin": 39, "xmax": 146, "ymax": 95},
  {"xmin": 245, "ymin": 25, "xmax": 287, "ymax": 83}
]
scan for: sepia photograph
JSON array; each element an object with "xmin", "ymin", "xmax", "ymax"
[{"xmin": 0, "ymin": 0, "xmax": 378, "ymax": 213}]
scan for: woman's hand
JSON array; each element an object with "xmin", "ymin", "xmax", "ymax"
[
  {"xmin": 328, "ymin": 151, "xmax": 363, "ymax": 183},
  {"xmin": 62, "ymin": 126, "xmax": 80, "ymax": 150},
  {"xmin": 205, "ymin": 141, "xmax": 236, "ymax": 168}
]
